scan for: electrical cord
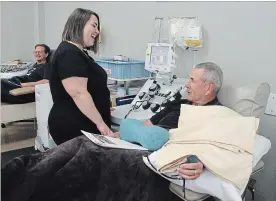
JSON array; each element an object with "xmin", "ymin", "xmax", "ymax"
[
  {"xmin": 124, "ymin": 108, "xmax": 134, "ymax": 119},
  {"xmin": 124, "ymin": 101, "xmax": 142, "ymax": 119},
  {"xmin": 124, "ymin": 99, "xmax": 150, "ymax": 119}
]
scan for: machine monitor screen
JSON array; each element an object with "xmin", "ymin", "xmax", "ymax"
[{"xmin": 150, "ymin": 45, "xmax": 169, "ymax": 66}]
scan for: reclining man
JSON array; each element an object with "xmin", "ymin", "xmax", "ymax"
[
  {"xmin": 1, "ymin": 44, "xmax": 51, "ymax": 104},
  {"xmin": 110, "ymin": 61, "xmax": 223, "ymax": 181},
  {"xmin": 2, "ymin": 62, "xmax": 223, "ymax": 201}
]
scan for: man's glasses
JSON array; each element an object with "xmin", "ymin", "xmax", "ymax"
[{"xmin": 33, "ymin": 51, "xmax": 44, "ymax": 54}]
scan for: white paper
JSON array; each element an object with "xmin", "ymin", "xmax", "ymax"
[{"xmin": 81, "ymin": 130, "xmax": 148, "ymax": 150}]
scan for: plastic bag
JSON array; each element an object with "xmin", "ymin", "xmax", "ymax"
[{"xmin": 169, "ymin": 17, "xmax": 203, "ymax": 49}]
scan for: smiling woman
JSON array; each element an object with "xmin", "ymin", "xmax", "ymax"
[{"xmin": 48, "ymin": 8, "xmax": 114, "ymax": 145}]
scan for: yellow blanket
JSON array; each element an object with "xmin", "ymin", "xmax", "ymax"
[{"xmin": 154, "ymin": 105, "xmax": 259, "ymax": 190}]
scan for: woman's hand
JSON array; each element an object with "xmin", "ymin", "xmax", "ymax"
[
  {"xmin": 177, "ymin": 158, "xmax": 204, "ymax": 180},
  {"xmin": 96, "ymin": 120, "xmax": 114, "ymax": 136},
  {"xmin": 107, "ymin": 132, "xmax": 120, "ymax": 138}
]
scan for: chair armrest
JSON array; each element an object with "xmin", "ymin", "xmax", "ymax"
[
  {"xmin": 9, "ymin": 87, "xmax": 35, "ymax": 96},
  {"xmin": 169, "ymin": 160, "xmax": 265, "ymax": 201},
  {"xmin": 169, "ymin": 183, "xmax": 209, "ymax": 201}
]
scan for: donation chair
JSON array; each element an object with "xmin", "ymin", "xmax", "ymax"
[
  {"xmin": 169, "ymin": 82, "xmax": 271, "ymax": 201},
  {"xmin": 1, "ymin": 49, "xmax": 55, "ymax": 128}
]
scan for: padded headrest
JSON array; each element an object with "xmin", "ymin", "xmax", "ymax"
[
  {"xmin": 47, "ymin": 49, "xmax": 56, "ymax": 63},
  {"xmin": 218, "ymin": 82, "xmax": 270, "ymax": 118}
]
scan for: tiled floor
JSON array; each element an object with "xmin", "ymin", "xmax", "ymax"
[
  {"xmin": 1, "ymin": 121, "xmax": 36, "ymax": 153},
  {"xmin": 1, "ymin": 137, "xmax": 35, "ymax": 152}
]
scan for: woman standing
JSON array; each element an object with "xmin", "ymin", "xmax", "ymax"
[{"xmin": 48, "ymin": 8, "xmax": 113, "ymax": 145}]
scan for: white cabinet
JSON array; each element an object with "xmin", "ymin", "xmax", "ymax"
[{"xmin": 35, "ymin": 83, "xmax": 56, "ymax": 151}]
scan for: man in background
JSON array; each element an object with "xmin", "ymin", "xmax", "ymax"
[{"xmin": 1, "ymin": 44, "xmax": 51, "ymax": 104}]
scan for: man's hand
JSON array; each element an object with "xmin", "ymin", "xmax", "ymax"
[
  {"xmin": 21, "ymin": 80, "xmax": 48, "ymax": 87},
  {"xmin": 177, "ymin": 158, "xmax": 204, "ymax": 180},
  {"xmin": 143, "ymin": 120, "xmax": 153, "ymax": 126},
  {"xmin": 21, "ymin": 82, "xmax": 31, "ymax": 87}
]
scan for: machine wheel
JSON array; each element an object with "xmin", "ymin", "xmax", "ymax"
[{"xmin": 1, "ymin": 123, "xmax": 6, "ymax": 128}]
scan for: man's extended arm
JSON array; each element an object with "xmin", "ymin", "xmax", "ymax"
[
  {"xmin": 149, "ymin": 106, "xmax": 172, "ymax": 125},
  {"xmin": 149, "ymin": 99, "xmax": 182, "ymax": 125},
  {"xmin": 21, "ymin": 79, "xmax": 49, "ymax": 87}
]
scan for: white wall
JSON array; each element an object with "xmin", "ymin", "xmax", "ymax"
[
  {"xmin": 43, "ymin": 1, "xmax": 276, "ymax": 92},
  {"xmin": 0, "ymin": 1, "xmax": 36, "ymax": 62},
  {"xmin": 33, "ymin": 1, "xmax": 46, "ymax": 45}
]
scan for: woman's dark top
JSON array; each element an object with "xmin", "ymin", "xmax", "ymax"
[{"xmin": 48, "ymin": 41, "xmax": 111, "ymax": 144}]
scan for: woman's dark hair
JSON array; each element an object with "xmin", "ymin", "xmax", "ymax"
[
  {"xmin": 62, "ymin": 8, "xmax": 100, "ymax": 53},
  {"xmin": 35, "ymin": 44, "xmax": 51, "ymax": 63}
]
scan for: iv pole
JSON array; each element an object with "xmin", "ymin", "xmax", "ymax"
[{"xmin": 153, "ymin": 16, "xmax": 177, "ymax": 85}]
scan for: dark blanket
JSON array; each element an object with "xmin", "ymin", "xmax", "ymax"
[
  {"xmin": 1, "ymin": 79, "xmax": 35, "ymax": 104},
  {"xmin": 2, "ymin": 136, "xmax": 182, "ymax": 201}
]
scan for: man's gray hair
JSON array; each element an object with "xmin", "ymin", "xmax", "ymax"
[{"xmin": 194, "ymin": 62, "xmax": 223, "ymax": 94}]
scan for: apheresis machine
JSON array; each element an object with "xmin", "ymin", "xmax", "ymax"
[
  {"xmin": 111, "ymin": 42, "xmax": 188, "ymax": 131},
  {"xmin": 111, "ymin": 16, "xmax": 203, "ymax": 129}
]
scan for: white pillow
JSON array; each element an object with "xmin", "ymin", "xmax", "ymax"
[
  {"xmin": 143, "ymin": 134, "xmax": 271, "ymax": 201},
  {"xmin": 252, "ymin": 134, "xmax": 271, "ymax": 167}
]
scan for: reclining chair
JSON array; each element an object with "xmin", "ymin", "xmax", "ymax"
[
  {"xmin": 169, "ymin": 82, "xmax": 271, "ymax": 201},
  {"xmin": 1, "ymin": 49, "xmax": 56, "ymax": 128},
  {"xmin": 29, "ymin": 78, "xmax": 272, "ymax": 199}
]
